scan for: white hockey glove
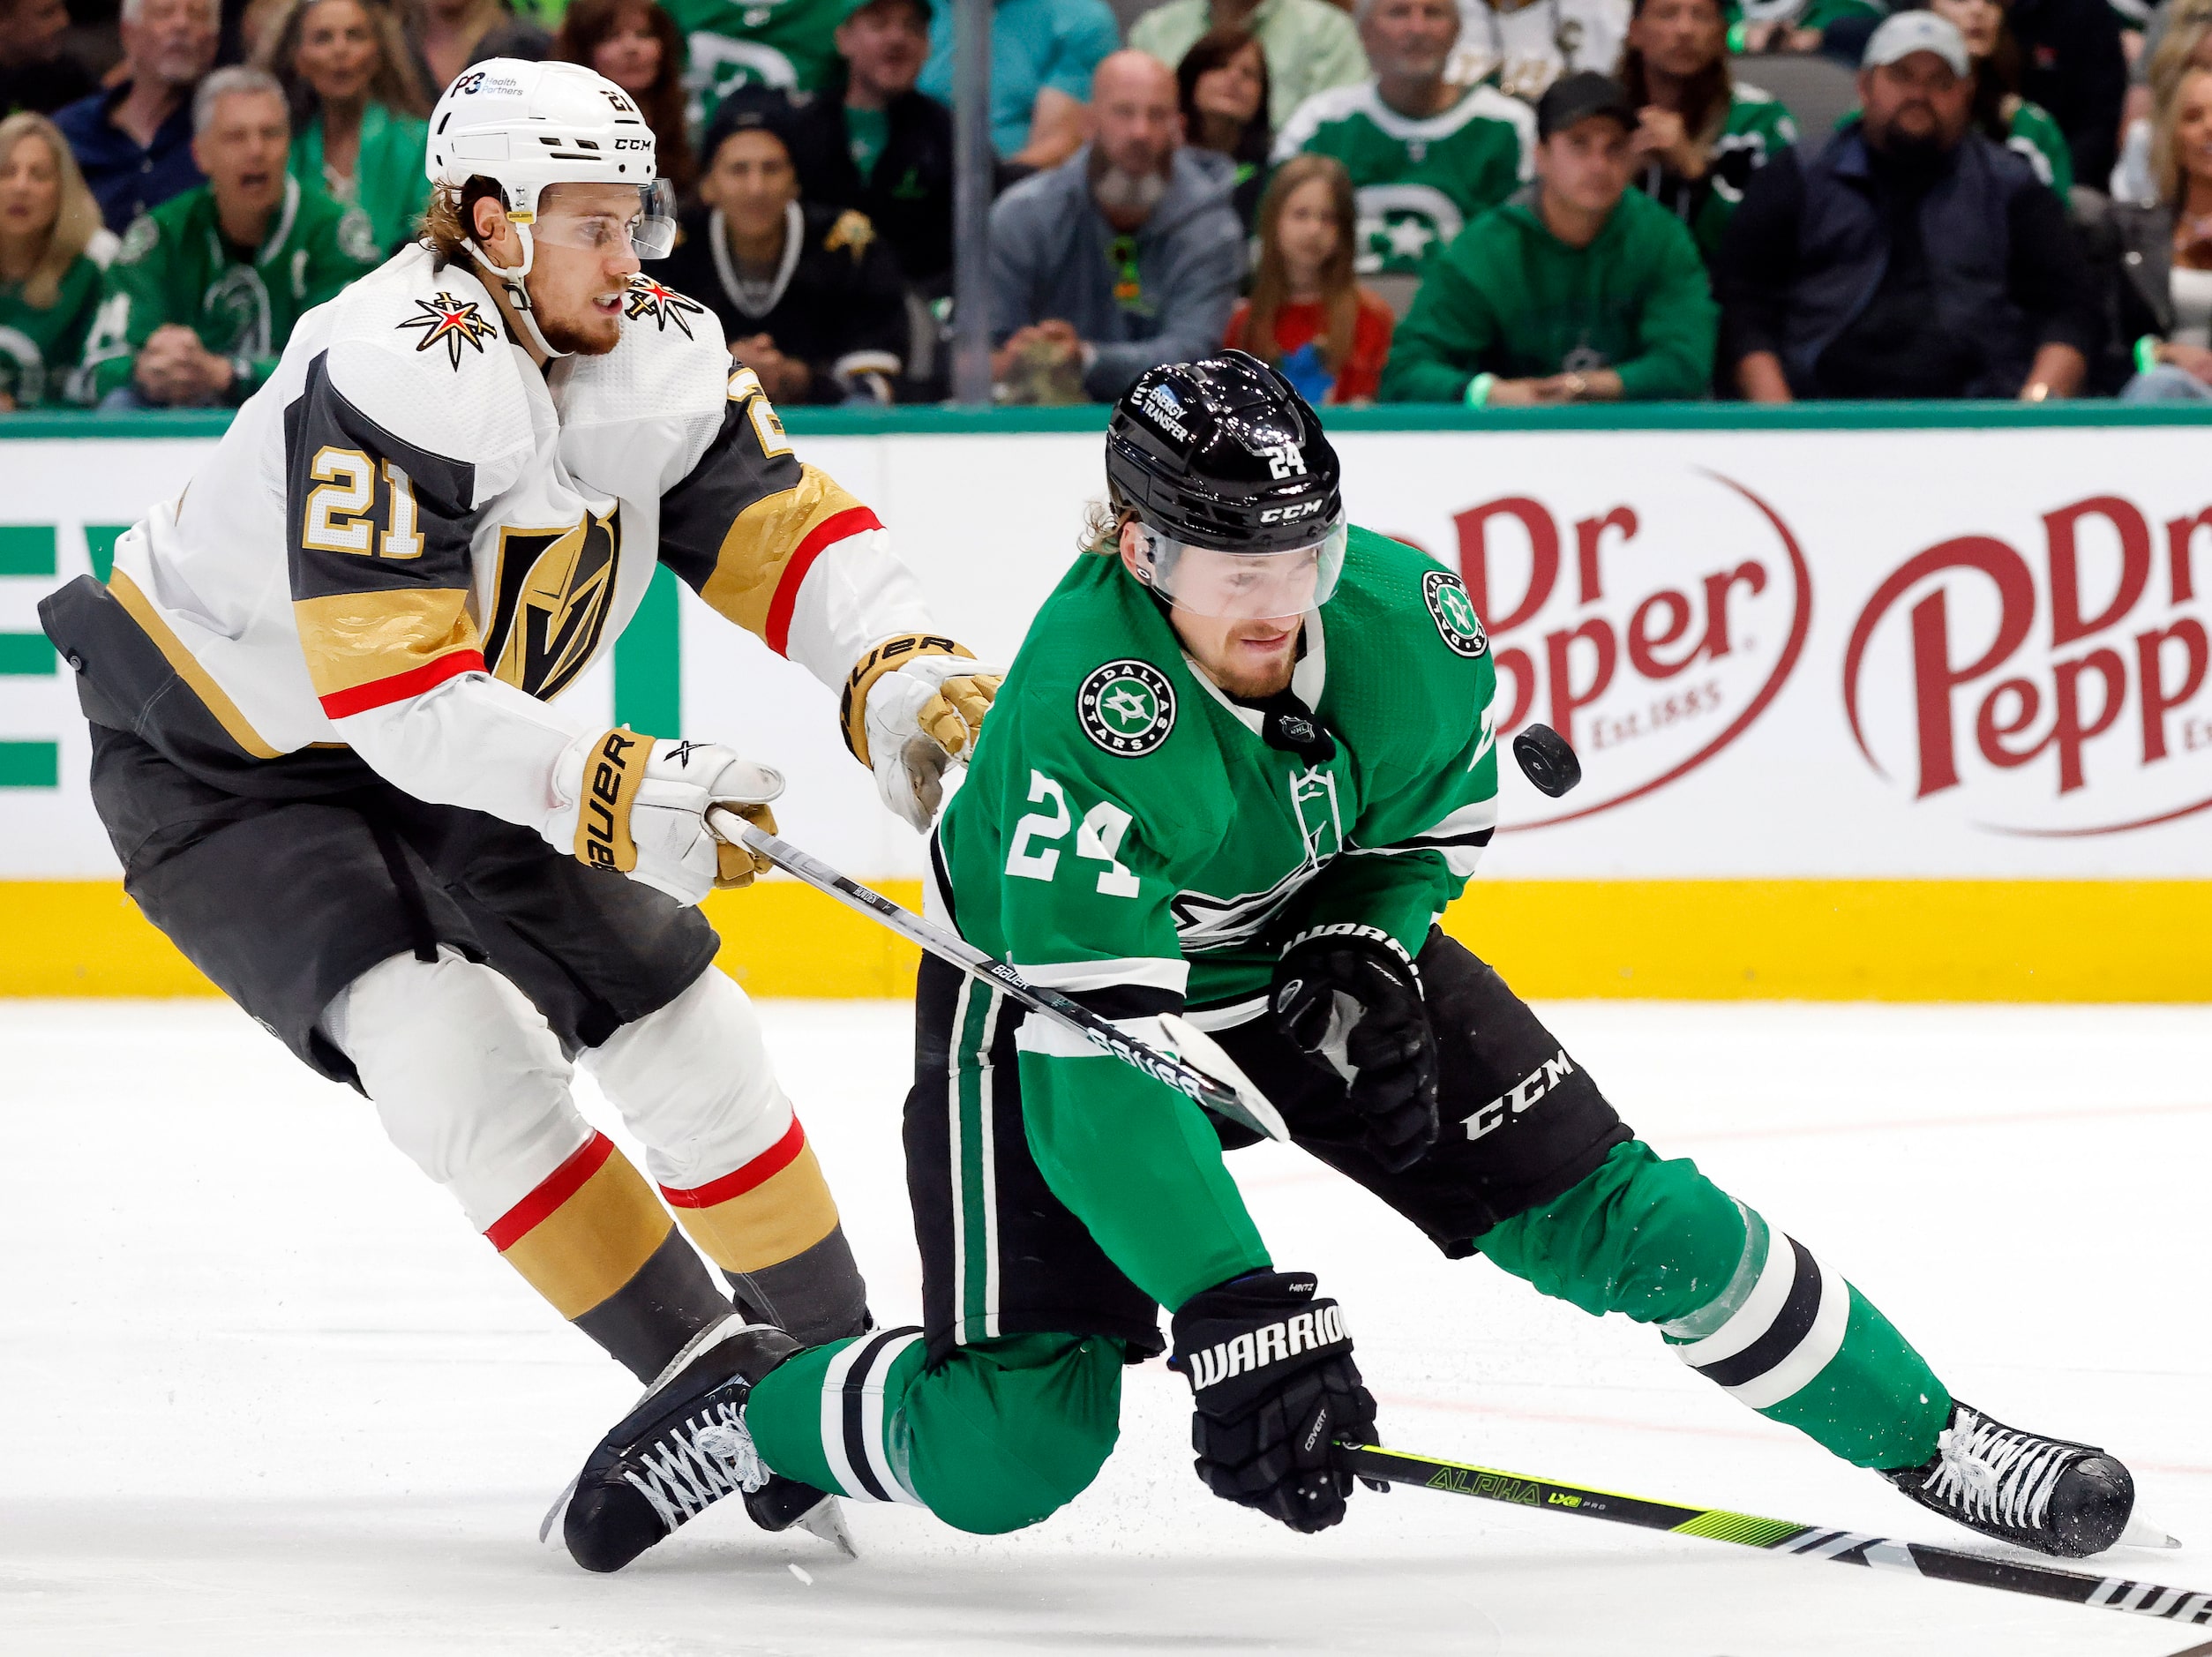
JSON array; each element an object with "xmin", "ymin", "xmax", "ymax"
[
  {"xmin": 839, "ymin": 634, "xmax": 1003, "ymax": 832},
  {"xmin": 555, "ymin": 727, "xmax": 784, "ymax": 906}
]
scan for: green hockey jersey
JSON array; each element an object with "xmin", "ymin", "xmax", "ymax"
[
  {"xmin": 1274, "ymin": 80, "xmax": 1534, "ymax": 276},
  {"xmin": 933, "ymin": 527, "xmax": 1500, "ymax": 1308},
  {"xmin": 81, "ymin": 176, "xmax": 381, "ymax": 403},
  {"xmin": 0, "ymin": 246, "xmax": 109, "ymax": 407},
  {"xmin": 667, "ymin": 0, "xmax": 847, "ymax": 124},
  {"xmin": 1638, "ymin": 84, "xmax": 1798, "ymax": 265}
]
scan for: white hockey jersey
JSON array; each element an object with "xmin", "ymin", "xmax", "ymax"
[{"xmin": 46, "ymin": 244, "xmax": 934, "ymax": 843}]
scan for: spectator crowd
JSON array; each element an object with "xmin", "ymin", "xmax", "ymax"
[{"xmin": 0, "ymin": 0, "xmax": 2207, "ymax": 407}]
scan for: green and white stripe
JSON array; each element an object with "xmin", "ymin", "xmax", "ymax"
[{"xmin": 949, "ymin": 973, "xmax": 1003, "ymax": 1345}]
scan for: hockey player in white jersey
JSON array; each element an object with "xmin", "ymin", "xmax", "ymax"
[{"xmin": 40, "ymin": 58, "xmax": 998, "ymax": 1542}]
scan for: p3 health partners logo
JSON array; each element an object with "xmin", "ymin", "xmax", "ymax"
[
  {"xmin": 1445, "ymin": 471, "xmax": 1811, "ymax": 826},
  {"xmin": 1078, "ymin": 659, "xmax": 1177, "ymax": 756},
  {"xmin": 1844, "ymin": 493, "xmax": 2212, "ymax": 836}
]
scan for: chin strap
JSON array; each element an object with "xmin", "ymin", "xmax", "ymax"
[{"xmin": 467, "ymin": 225, "xmax": 571, "ymax": 361}]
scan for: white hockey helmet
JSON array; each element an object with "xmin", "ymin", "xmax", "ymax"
[{"xmin": 425, "ymin": 59, "xmax": 677, "ymax": 354}]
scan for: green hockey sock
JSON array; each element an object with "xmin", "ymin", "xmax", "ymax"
[
  {"xmin": 748, "ymin": 1329, "xmax": 1126, "ymax": 1534},
  {"xmin": 1474, "ymin": 1140, "xmax": 1951, "ymax": 1470}
]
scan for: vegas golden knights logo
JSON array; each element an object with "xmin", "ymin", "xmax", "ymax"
[{"xmin": 483, "ymin": 507, "xmax": 622, "ymax": 700}]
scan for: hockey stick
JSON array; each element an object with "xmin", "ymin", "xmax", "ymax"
[
  {"xmin": 704, "ymin": 809, "xmax": 1289, "ymax": 1143},
  {"xmin": 1339, "ymin": 1442, "xmax": 2212, "ymax": 1626}
]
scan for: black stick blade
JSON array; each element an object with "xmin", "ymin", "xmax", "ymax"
[{"xmin": 1513, "ymin": 723, "xmax": 1582, "ymax": 798}]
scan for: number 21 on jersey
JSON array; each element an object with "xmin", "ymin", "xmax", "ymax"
[
  {"xmin": 301, "ymin": 446, "xmax": 424, "ymax": 559},
  {"xmin": 1005, "ymin": 769, "xmax": 1140, "ymax": 897}
]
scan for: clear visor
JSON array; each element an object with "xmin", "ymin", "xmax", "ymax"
[
  {"xmin": 528, "ymin": 179, "xmax": 679, "ymax": 259},
  {"xmin": 1139, "ymin": 521, "xmax": 1347, "ymax": 619}
]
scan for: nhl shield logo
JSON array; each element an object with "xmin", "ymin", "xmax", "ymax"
[
  {"xmin": 1078, "ymin": 659, "xmax": 1176, "ymax": 756},
  {"xmin": 1423, "ymin": 568, "xmax": 1488, "ymax": 658}
]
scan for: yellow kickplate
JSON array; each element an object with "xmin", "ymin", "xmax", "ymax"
[{"xmin": 2, "ymin": 878, "xmax": 2206, "ymax": 1002}]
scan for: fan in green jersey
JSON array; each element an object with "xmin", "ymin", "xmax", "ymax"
[
  {"xmin": 553, "ymin": 349, "xmax": 2144, "ymax": 1574},
  {"xmin": 1381, "ymin": 72, "xmax": 1717, "ymax": 402},
  {"xmin": 259, "ymin": 0, "xmax": 437, "ymax": 257},
  {"xmin": 665, "ymin": 0, "xmax": 849, "ymax": 126},
  {"xmin": 1735, "ymin": 0, "xmax": 1886, "ymax": 54},
  {"xmin": 1618, "ymin": 0, "xmax": 1798, "ymax": 264},
  {"xmin": 1274, "ymin": 0, "xmax": 1534, "ymax": 278},
  {"xmin": 80, "ymin": 68, "xmax": 381, "ymax": 407},
  {"xmin": 0, "ymin": 112, "xmax": 115, "ymax": 409}
]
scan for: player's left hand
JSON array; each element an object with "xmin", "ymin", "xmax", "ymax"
[
  {"xmin": 1271, "ymin": 925, "xmax": 1440, "ymax": 1172},
  {"xmin": 845, "ymin": 637, "xmax": 1003, "ymax": 832},
  {"xmin": 1169, "ymin": 1271, "xmax": 1377, "ymax": 1534}
]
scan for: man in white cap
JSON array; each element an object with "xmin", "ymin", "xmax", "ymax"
[
  {"xmin": 41, "ymin": 57, "xmax": 999, "ymax": 1550},
  {"xmin": 1715, "ymin": 9, "xmax": 2100, "ymax": 401}
]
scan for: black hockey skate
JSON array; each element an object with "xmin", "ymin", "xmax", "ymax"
[
  {"xmin": 1881, "ymin": 1401, "xmax": 2134, "ymax": 1558},
  {"xmin": 544, "ymin": 1317, "xmax": 850, "ymax": 1572}
]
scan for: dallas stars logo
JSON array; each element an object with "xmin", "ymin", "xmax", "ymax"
[
  {"xmin": 1423, "ymin": 568, "xmax": 1488, "ymax": 658},
  {"xmin": 397, "ymin": 291, "xmax": 499, "ymax": 367},
  {"xmin": 1077, "ymin": 659, "xmax": 1176, "ymax": 757},
  {"xmin": 624, "ymin": 274, "xmax": 704, "ymax": 340}
]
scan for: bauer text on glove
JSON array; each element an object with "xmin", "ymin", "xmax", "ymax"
[
  {"xmin": 840, "ymin": 634, "xmax": 1003, "ymax": 831},
  {"xmin": 554, "ymin": 727, "xmax": 784, "ymax": 905}
]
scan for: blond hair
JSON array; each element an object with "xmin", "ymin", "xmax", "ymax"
[
  {"xmin": 2152, "ymin": 61, "xmax": 2212, "ymax": 205},
  {"xmin": 0, "ymin": 115, "xmax": 104, "ymax": 310},
  {"xmin": 1081, "ymin": 501, "xmax": 1136, "ymax": 555},
  {"xmin": 416, "ymin": 176, "xmax": 509, "ymax": 264}
]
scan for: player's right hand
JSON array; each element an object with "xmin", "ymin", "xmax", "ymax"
[
  {"xmin": 1271, "ymin": 924, "xmax": 1440, "ymax": 1172},
  {"xmin": 1168, "ymin": 1271, "xmax": 1376, "ymax": 1534},
  {"xmin": 558, "ymin": 727, "xmax": 784, "ymax": 906}
]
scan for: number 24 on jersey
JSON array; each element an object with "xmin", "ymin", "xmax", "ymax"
[{"xmin": 1004, "ymin": 769, "xmax": 1141, "ymax": 898}]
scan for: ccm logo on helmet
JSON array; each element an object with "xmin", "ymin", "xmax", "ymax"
[
  {"xmin": 1258, "ymin": 500, "xmax": 1323, "ymax": 524},
  {"xmin": 612, "ymin": 137, "xmax": 650, "ymax": 149}
]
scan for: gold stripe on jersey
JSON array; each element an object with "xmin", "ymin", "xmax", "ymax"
[
  {"xmin": 670, "ymin": 1142, "xmax": 841, "ymax": 1274},
  {"xmin": 499, "ymin": 1143, "xmax": 674, "ymax": 1320},
  {"xmin": 697, "ymin": 464, "xmax": 870, "ymax": 641},
  {"xmin": 107, "ymin": 568, "xmax": 283, "ymax": 760},
  {"xmin": 292, "ymin": 587, "xmax": 481, "ymax": 699}
]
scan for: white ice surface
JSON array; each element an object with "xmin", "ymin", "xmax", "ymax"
[{"xmin": 5, "ymin": 997, "xmax": 2211, "ymax": 1656}]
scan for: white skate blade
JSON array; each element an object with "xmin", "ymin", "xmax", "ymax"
[
  {"xmin": 796, "ymin": 1496, "xmax": 858, "ymax": 1560},
  {"xmin": 539, "ymin": 1473, "xmax": 581, "ymax": 1546},
  {"xmin": 2119, "ymin": 1512, "xmax": 2182, "ymax": 1550}
]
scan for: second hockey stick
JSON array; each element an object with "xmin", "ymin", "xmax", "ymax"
[
  {"xmin": 1339, "ymin": 1442, "xmax": 2210, "ymax": 1626},
  {"xmin": 704, "ymin": 810, "xmax": 1290, "ymax": 1143}
]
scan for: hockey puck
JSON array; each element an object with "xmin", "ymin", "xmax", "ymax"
[{"xmin": 1513, "ymin": 724, "xmax": 1582, "ymax": 798}]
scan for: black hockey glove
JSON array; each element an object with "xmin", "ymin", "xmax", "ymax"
[
  {"xmin": 1167, "ymin": 1271, "xmax": 1378, "ymax": 1534},
  {"xmin": 1271, "ymin": 924, "xmax": 1440, "ymax": 1172}
]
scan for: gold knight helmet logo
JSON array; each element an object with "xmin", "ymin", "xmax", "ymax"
[{"xmin": 483, "ymin": 507, "xmax": 623, "ymax": 700}]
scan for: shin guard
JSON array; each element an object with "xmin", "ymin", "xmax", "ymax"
[
  {"xmin": 486, "ymin": 1130, "xmax": 730, "ymax": 1381},
  {"xmin": 659, "ymin": 1121, "xmax": 869, "ymax": 1345},
  {"xmin": 1478, "ymin": 1141, "xmax": 1951, "ymax": 1469},
  {"xmin": 748, "ymin": 1331, "xmax": 1123, "ymax": 1536}
]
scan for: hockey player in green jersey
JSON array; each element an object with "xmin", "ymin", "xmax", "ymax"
[
  {"xmin": 551, "ymin": 353, "xmax": 2143, "ymax": 1570},
  {"xmin": 1274, "ymin": 0, "xmax": 1533, "ymax": 277}
]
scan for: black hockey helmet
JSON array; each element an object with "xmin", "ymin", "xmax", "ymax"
[{"xmin": 1106, "ymin": 351, "xmax": 1342, "ymax": 554}]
